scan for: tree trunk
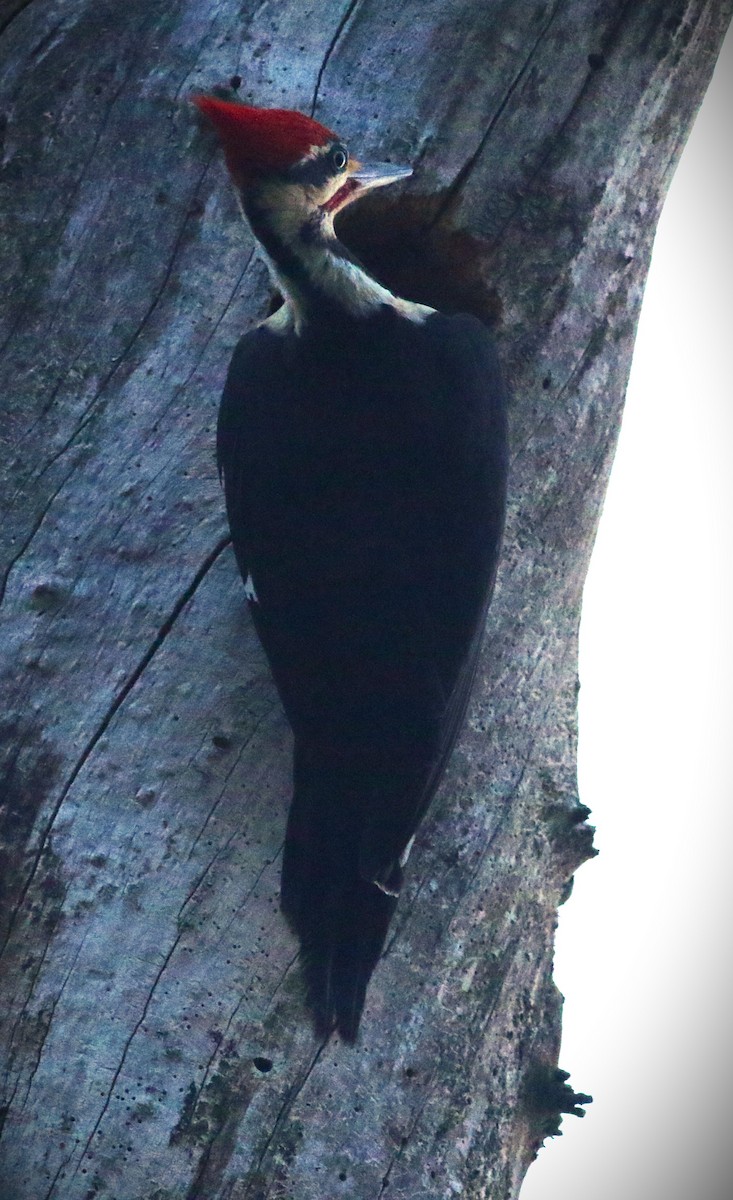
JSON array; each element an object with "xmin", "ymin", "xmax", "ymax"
[{"xmin": 0, "ymin": 1, "xmax": 728, "ymax": 1197}]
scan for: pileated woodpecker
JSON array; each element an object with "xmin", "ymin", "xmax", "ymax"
[{"xmin": 195, "ymin": 95, "xmax": 508, "ymax": 1042}]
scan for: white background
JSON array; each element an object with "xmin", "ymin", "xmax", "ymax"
[{"xmin": 522, "ymin": 26, "xmax": 732, "ymax": 1200}]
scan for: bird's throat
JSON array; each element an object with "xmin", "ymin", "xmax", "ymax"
[{"xmin": 242, "ymin": 194, "xmax": 412, "ymax": 328}]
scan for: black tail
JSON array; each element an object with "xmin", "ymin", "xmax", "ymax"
[{"xmin": 281, "ymin": 744, "xmax": 400, "ymax": 1042}]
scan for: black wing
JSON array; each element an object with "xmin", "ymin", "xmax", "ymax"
[{"xmin": 217, "ymin": 306, "xmax": 507, "ymax": 1039}]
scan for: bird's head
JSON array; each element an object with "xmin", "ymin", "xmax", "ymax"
[{"xmin": 193, "ymin": 96, "xmax": 411, "ymax": 238}]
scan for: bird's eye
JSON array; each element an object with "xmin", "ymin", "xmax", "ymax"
[{"xmin": 331, "ymin": 145, "xmax": 348, "ymax": 172}]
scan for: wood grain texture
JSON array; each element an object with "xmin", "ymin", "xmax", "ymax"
[{"xmin": 0, "ymin": 1, "xmax": 729, "ymax": 1197}]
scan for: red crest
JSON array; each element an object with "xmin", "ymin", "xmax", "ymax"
[{"xmin": 194, "ymin": 96, "xmax": 336, "ymax": 182}]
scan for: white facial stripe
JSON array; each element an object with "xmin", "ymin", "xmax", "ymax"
[{"xmin": 245, "ymin": 175, "xmax": 434, "ymax": 327}]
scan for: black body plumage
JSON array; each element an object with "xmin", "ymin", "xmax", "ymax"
[{"xmin": 217, "ymin": 302, "xmax": 507, "ymax": 1040}]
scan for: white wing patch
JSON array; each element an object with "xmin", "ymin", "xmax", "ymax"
[
  {"xmin": 399, "ymin": 835, "xmax": 416, "ymax": 867},
  {"xmin": 244, "ymin": 574, "xmax": 259, "ymax": 603}
]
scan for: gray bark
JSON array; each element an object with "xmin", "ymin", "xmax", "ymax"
[{"xmin": 0, "ymin": 1, "xmax": 728, "ymax": 1197}]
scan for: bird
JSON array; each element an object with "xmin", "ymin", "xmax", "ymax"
[{"xmin": 194, "ymin": 94, "xmax": 508, "ymax": 1042}]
